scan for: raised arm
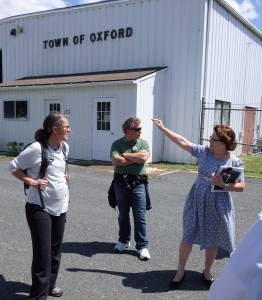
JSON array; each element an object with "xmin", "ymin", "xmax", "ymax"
[{"xmin": 152, "ymin": 118, "xmax": 192, "ymax": 153}]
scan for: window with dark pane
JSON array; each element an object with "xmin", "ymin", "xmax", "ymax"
[
  {"xmin": 4, "ymin": 101, "xmax": 15, "ymax": 118},
  {"xmin": 97, "ymin": 102, "xmax": 111, "ymax": 131},
  {"xmin": 16, "ymin": 101, "xmax": 27, "ymax": 118},
  {"xmin": 49, "ymin": 103, "xmax": 61, "ymax": 114},
  {"xmin": 4, "ymin": 100, "xmax": 28, "ymax": 119}
]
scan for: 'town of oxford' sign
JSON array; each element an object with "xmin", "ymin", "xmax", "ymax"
[{"xmin": 43, "ymin": 27, "xmax": 133, "ymax": 49}]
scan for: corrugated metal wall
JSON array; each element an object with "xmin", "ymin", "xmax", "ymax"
[
  {"xmin": 205, "ymin": 1, "xmax": 262, "ymax": 106},
  {"xmin": 0, "ymin": 0, "xmax": 261, "ymax": 163},
  {"xmin": 202, "ymin": 0, "xmax": 262, "ymax": 146}
]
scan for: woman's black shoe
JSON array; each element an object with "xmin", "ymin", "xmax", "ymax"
[
  {"xmin": 169, "ymin": 272, "xmax": 186, "ymax": 289},
  {"xmin": 202, "ymin": 271, "xmax": 215, "ymax": 287},
  {"xmin": 49, "ymin": 287, "xmax": 63, "ymax": 297}
]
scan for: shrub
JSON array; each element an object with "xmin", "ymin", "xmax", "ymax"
[{"xmin": 7, "ymin": 141, "xmax": 24, "ymax": 156}]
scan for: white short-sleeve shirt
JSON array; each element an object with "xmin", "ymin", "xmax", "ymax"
[{"xmin": 8, "ymin": 141, "xmax": 69, "ymax": 216}]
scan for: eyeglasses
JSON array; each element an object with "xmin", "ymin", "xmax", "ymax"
[
  {"xmin": 129, "ymin": 127, "xmax": 142, "ymax": 132},
  {"xmin": 55, "ymin": 125, "xmax": 70, "ymax": 131},
  {"xmin": 209, "ymin": 136, "xmax": 221, "ymax": 142}
]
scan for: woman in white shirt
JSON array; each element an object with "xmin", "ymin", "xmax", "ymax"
[{"xmin": 9, "ymin": 112, "xmax": 70, "ymax": 299}]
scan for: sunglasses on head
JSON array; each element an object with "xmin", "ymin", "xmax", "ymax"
[{"xmin": 129, "ymin": 127, "xmax": 142, "ymax": 132}]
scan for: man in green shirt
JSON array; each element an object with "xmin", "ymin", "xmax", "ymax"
[{"xmin": 110, "ymin": 116, "xmax": 150, "ymax": 260}]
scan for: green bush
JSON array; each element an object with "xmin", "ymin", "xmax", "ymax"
[{"xmin": 6, "ymin": 141, "xmax": 24, "ymax": 156}]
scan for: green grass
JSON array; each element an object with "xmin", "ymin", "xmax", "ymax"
[
  {"xmin": 148, "ymin": 162, "xmax": 198, "ymax": 172},
  {"xmin": 239, "ymin": 155, "xmax": 262, "ymax": 178},
  {"xmin": 1, "ymin": 150, "xmax": 261, "ymax": 178},
  {"xmin": 149, "ymin": 154, "xmax": 262, "ymax": 179}
]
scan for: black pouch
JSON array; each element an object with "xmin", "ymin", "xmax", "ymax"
[
  {"xmin": 108, "ymin": 179, "xmax": 117, "ymax": 209},
  {"xmin": 113, "ymin": 174, "xmax": 152, "ymax": 210}
]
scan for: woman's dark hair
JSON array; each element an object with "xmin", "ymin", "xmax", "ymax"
[
  {"xmin": 35, "ymin": 112, "xmax": 67, "ymax": 142},
  {"xmin": 214, "ymin": 125, "xmax": 237, "ymax": 151},
  {"xmin": 122, "ymin": 116, "xmax": 141, "ymax": 133}
]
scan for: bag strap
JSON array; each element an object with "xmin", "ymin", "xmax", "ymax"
[
  {"xmin": 37, "ymin": 181, "xmax": 47, "ymax": 211},
  {"xmin": 23, "ymin": 141, "xmax": 49, "ymax": 198},
  {"xmin": 61, "ymin": 141, "xmax": 70, "ymax": 189},
  {"xmin": 39, "ymin": 141, "xmax": 49, "ymax": 179},
  {"xmin": 38, "ymin": 141, "xmax": 49, "ymax": 210}
]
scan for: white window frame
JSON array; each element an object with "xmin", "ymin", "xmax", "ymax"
[{"xmin": 3, "ymin": 100, "xmax": 28, "ymax": 119}]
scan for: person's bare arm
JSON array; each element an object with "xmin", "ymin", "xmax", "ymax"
[
  {"xmin": 12, "ymin": 169, "xmax": 48, "ymax": 190},
  {"xmin": 111, "ymin": 150, "xmax": 149, "ymax": 166},
  {"xmin": 211, "ymin": 172, "xmax": 245, "ymax": 192},
  {"xmin": 152, "ymin": 118, "xmax": 192, "ymax": 153},
  {"xmin": 111, "ymin": 154, "xmax": 134, "ymax": 166},
  {"xmin": 121, "ymin": 150, "xmax": 149, "ymax": 164}
]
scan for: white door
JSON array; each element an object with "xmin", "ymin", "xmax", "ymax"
[
  {"xmin": 92, "ymin": 97, "xmax": 116, "ymax": 161},
  {"xmin": 45, "ymin": 99, "xmax": 62, "ymax": 115}
]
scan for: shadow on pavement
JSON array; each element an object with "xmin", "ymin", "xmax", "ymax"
[
  {"xmin": 66, "ymin": 268, "xmax": 210, "ymax": 293},
  {"xmin": 62, "ymin": 242, "xmax": 211, "ymax": 292},
  {"xmin": 62, "ymin": 241, "xmax": 126, "ymax": 257},
  {"xmin": 0, "ymin": 274, "xmax": 30, "ymax": 300}
]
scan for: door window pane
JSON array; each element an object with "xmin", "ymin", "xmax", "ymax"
[
  {"xmin": 96, "ymin": 102, "xmax": 110, "ymax": 131},
  {"xmin": 49, "ymin": 103, "xmax": 61, "ymax": 114}
]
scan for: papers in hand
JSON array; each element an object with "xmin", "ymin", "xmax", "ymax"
[{"xmin": 211, "ymin": 166, "xmax": 244, "ymax": 192}]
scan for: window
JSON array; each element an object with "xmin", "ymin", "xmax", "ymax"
[
  {"xmin": 49, "ymin": 102, "xmax": 61, "ymax": 114},
  {"xmin": 97, "ymin": 102, "xmax": 110, "ymax": 131},
  {"xmin": 4, "ymin": 100, "xmax": 28, "ymax": 119},
  {"xmin": 215, "ymin": 100, "xmax": 231, "ymax": 125}
]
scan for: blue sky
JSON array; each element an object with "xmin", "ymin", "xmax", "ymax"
[{"xmin": 0, "ymin": 0, "xmax": 261, "ymax": 33}]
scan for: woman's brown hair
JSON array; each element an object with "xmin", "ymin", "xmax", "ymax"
[
  {"xmin": 35, "ymin": 112, "xmax": 67, "ymax": 142},
  {"xmin": 214, "ymin": 125, "xmax": 237, "ymax": 151}
]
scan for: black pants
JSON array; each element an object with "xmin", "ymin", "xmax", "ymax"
[{"xmin": 25, "ymin": 203, "xmax": 66, "ymax": 300}]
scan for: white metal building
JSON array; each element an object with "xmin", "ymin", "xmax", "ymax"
[{"xmin": 0, "ymin": 0, "xmax": 261, "ymax": 163}]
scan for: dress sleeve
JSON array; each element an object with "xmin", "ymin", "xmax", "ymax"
[
  {"xmin": 192, "ymin": 144, "xmax": 208, "ymax": 159},
  {"xmin": 232, "ymin": 157, "xmax": 245, "ymax": 182}
]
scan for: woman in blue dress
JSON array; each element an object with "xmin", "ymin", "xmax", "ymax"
[{"xmin": 152, "ymin": 118, "xmax": 245, "ymax": 289}]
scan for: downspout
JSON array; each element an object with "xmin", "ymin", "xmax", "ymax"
[{"xmin": 200, "ymin": 0, "xmax": 212, "ymax": 144}]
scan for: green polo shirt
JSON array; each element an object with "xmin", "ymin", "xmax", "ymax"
[{"xmin": 110, "ymin": 137, "xmax": 150, "ymax": 175}]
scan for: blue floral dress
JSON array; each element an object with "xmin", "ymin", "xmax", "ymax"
[{"xmin": 182, "ymin": 144, "xmax": 245, "ymax": 253}]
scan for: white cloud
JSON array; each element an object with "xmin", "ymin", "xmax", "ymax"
[
  {"xmin": 78, "ymin": 0, "xmax": 109, "ymax": 4},
  {"xmin": 78, "ymin": 0, "xmax": 102, "ymax": 3},
  {"xmin": 241, "ymin": 0, "xmax": 259, "ymax": 19},
  {"xmin": 0, "ymin": 0, "xmax": 67, "ymax": 20},
  {"xmin": 225, "ymin": 0, "xmax": 259, "ymax": 20},
  {"xmin": 0, "ymin": 0, "xmax": 259, "ymax": 25},
  {"xmin": 0, "ymin": 0, "xmax": 110, "ymax": 20}
]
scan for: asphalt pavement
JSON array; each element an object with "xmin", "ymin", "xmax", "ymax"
[{"xmin": 0, "ymin": 156, "xmax": 261, "ymax": 300}]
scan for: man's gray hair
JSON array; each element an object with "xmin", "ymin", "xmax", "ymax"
[{"xmin": 122, "ymin": 116, "xmax": 141, "ymax": 133}]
